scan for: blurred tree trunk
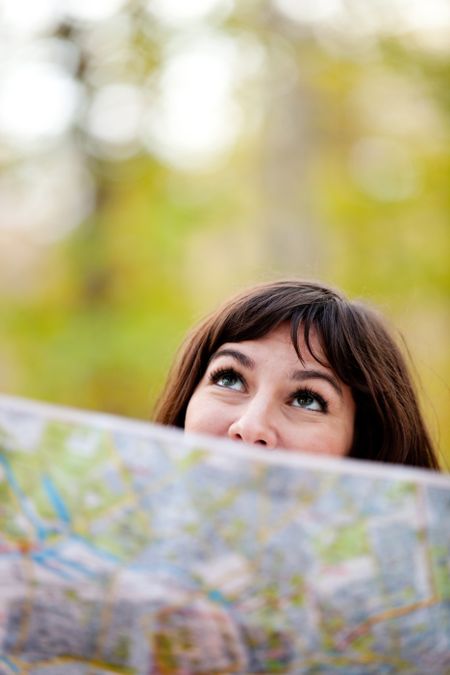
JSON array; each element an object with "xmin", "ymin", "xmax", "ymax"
[{"xmin": 260, "ymin": 32, "xmax": 322, "ymax": 277}]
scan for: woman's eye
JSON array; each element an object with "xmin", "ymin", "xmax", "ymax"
[
  {"xmin": 292, "ymin": 390, "xmax": 325, "ymax": 412},
  {"xmin": 211, "ymin": 369, "xmax": 245, "ymax": 391}
]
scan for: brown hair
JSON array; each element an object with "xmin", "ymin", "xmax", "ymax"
[{"xmin": 154, "ymin": 280, "xmax": 439, "ymax": 469}]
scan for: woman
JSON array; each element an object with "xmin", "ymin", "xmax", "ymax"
[{"xmin": 155, "ymin": 280, "xmax": 439, "ymax": 469}]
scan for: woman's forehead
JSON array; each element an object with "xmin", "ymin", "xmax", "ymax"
[{"xmin": 214, "ymin": 323, "xmax": 330, "ymax": 369}]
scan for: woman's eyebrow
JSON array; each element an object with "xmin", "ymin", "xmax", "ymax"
[
  {"xmin": 291, "ymin": 369, "xmax": 343, "ymax": 397},
  {"xmin": 209, "ymin": 349, "xmax": 254, "ymax": 369}
]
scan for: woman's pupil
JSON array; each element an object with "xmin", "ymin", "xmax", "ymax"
[{"xmin": 223, "ymin": 373, "xmax": 235, "ymax": 386}]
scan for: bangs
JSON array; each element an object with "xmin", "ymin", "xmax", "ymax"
[
  {"xmin": 215, "ymin": 290, "xmax": 342, "ymax": 376},
  {"xmin": 289, "ymin": 305, "xmax": 331, "ymax": 371}
]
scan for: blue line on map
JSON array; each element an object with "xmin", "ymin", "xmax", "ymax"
[
  {"xmin": 33, "ymin": 547, "xmax": 92, "ymax": 581},
  {"xmin": 208, "ymin": 589, "xmax": 231, "ymax": 606},
  {"xmin": 42, "ymin": 475, "xmax": 72, "ymax": 525},
  {"xmin": 58, "ymin": 555, "xmax": 103, "ymax": 579},
  {"xmin": 31, "ymin": 554, "xmax": 77, "ymax": 581},
  {"xmin": 0, "ymin": 454, "xmax": 49, "ymax": 542},
  {"xmin": 55, "ymin": 556, "xmax": 100, "ymax": 578},
  {"xmin": 71, "ymin": 534, "xmax": 121, "ymax": 563},
  {"xmin": 38, "ymin": 534, "xmax": 121, "ymax": 576},
  {"xmin": 32, "ymin": 546, "xmax": 62, "ymax": 562},
  {"xmin": 31, "ymin": 543, "xmax": 101, "ymax": 580},
  {"xmin": 0, "ymin": 654, "xmax": 20, "ymax": 672}
]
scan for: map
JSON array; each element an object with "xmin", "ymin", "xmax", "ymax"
[{"xmin": 0, "ymin": 394, "xmax": 449, "ymax": 674}]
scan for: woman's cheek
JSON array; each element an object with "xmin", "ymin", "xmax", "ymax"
[{"xmin": 185, "ymin": 390, "xmax": 225, "ymax": 435}]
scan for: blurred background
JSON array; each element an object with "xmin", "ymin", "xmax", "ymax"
[{"xmin": 0, "ymin": 0, "xmax": 448, "ymax": 466}]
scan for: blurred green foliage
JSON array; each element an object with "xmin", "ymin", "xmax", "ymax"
[{"xmin": 0, "ymin": 1, "xmax": 448, "ymax": 467}]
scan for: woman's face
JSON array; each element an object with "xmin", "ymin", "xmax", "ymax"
[{"xmin": 185, "ymin": 323, "xmax": 355, "ymax": 456}]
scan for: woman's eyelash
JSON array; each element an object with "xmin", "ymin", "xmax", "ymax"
[
  {"xmin": 208, "ymin": 367, "xmax": 244, "ymax": 385},
  {"xmin": 292, "ymin": 388, "xmax": 328, "ymax": 412}
]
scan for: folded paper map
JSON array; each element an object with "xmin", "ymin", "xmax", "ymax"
[{"xmin": 0, "ymin": 395, "xmax": 449, "ymax": 674}]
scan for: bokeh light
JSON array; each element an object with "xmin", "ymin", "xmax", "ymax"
[
  {"xmin": 86, "ymin": 83, "xmax": 143, "ymax": 157},
  {"xmin": 64, "ymin": 0, "xmax": 128, "ymax": 23},
  {"xmin": 146, "ymin": 0, "xmax": 234, "ymax": 27},
  {"xmin": 0, "ymin": 60, "xmax": 80, "ymax": 146},
  {"xmin": 142, "ymin": 33, "xmax": 242, "ymax": 169}
]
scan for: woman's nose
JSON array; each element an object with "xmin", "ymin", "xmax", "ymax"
[{"xmin": 227, "ymin": 399, "xmax": 278, "ymax": 449}]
